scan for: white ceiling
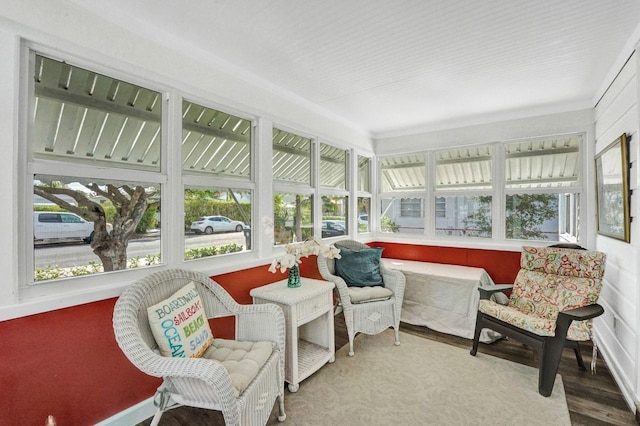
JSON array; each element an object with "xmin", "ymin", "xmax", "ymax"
[{"xmin": 67, "ymin": 0, "xmax": 640, "ymax": 137}]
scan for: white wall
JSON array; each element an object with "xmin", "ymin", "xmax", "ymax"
[{"xmin": 594, "ymin": 49, "xmax": 640, "ymax": 411}]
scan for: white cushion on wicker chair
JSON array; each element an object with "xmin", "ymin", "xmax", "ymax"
[
  {"xmin": 203, "ymin": 339, "xmax": 275, "ymax": 396},
  {"xmin": 348, "ymin": 286, "xmax": 393, "ymax": 304}
]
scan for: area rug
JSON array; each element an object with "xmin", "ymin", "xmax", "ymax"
[{"xmin": 268, "ymin": 329, "xmax": 570, "ymax": 425}]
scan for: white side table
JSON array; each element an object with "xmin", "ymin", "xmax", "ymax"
[{"xmin": 250, "ymin": 278, "xmax": 335, "ymax": 392}]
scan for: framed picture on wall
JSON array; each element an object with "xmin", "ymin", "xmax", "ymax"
[{"xmin": 594, "ymin": 133, "xmax": 630, "ymax": 243}]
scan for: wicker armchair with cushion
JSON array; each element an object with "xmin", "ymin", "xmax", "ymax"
[
  {"xmin": 470, "ymin": 246, "xmax": 606, "ymax": 396},
  {"xmin": 113, "ymin": 268, "xmax": 286, "ymax": 426},
  {"xmin": 317, "ymin": 239, "xmax": 406, "ymax": 356}
]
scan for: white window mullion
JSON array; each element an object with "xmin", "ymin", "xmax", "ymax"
[
  {"xmin": 425, "ymin": 150, "xmax": 435, "ymax": 239},
  {"xmin": 492, "ymin": 144, "xmax": 505, "ymax": 243},
  {"xmin": 164, "ymin": 90, "xmax": 182, "ymax": 266},
  {"xmin": 256, "ymin": 117, "xmax": 274, "ymax": 256}
]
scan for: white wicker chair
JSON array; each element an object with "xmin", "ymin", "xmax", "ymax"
[
  {"xmin": 113, "ymin": 268, "xmax": 286, "ymax": 426},
  {"xmin": 317, "ymin": 240, "xmax": 406, "ymax": 356}
]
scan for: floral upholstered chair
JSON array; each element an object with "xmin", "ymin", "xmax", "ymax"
[{"xmin": 470, "ymin": 246, "xmax": 606, "ymax": 396}]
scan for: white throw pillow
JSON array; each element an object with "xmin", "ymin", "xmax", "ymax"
[{"xmin": 147, "ymin": 282, "xmax": 214, "ymax": 358}]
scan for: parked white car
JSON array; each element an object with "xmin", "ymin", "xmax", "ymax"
[
  {"xmin": 33, "ymin": 211, "xmax": 100, "ymax": 244},
  {"xmin": 190, "ymin": 215, "xmax": 245, "ymax": 234}
]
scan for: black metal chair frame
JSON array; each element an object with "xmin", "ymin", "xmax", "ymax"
[{"xmin": 470, "ymin": 284, "xmax": 604, "ymax": 396}]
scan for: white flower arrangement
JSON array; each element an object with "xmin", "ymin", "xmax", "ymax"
[{"xmin": 268, "ymin": 236, "xmax": 341, "ymax": 273}]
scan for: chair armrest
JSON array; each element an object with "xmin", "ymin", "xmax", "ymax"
[
  {"xmin": 558, "ymin": 303, "xmax": 604, "ymax": 322},
  {"xmin": 145, "ymin": 352, "xmax": 238, "ymax": 401},
  {"xmin": 235, "ymin": 302, "xmax": 286, "ymax": 354},
  {"xmin": 380, "ymin": 265, "xmax": 406, "ymax": 297},
  {"xmin": 478, "ymin": 284, "xmax": 513, "ymax": 300},
  {"xmin": 554, "ymin": 303, "xmax": 604, "ymax": 340},
  {"xmin": 317, "ymin": 255, "xmax": 354, "ymax": 309}
]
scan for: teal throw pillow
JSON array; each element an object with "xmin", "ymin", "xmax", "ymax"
[{"xmin": 334, "ymin": 247, "xmax": 384, "ymax": 287}]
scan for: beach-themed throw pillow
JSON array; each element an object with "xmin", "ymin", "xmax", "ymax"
[
  {"xmin": 147, "ymin": 282, "xmax": 214, "ymax": 358},
  {"xmin": 334, "ymin": 247, "xmax": 384, "ymax": 287}
]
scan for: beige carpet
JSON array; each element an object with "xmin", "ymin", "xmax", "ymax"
[{"xmin": 268, "ymin": 329, "xmax": 570, "ymax": 425}]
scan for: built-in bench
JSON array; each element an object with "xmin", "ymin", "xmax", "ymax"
[
  {"xmin": 371, "ymin": 242, "xmax": 521, "ymax": 285},
  {"xmin": 369, "ymin": 243, "xmax": 520, "ymax": 342},
  {"xmin": 381, "ymin": 258, "xmax": 508, "ymax": 342}
]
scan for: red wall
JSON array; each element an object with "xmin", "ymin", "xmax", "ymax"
[
  {"xmin": 369, "ymin": 242, "xmax": 521, "ymax": 284},
  {"xmin": 0, "ymin": 246, "xmax": 518, "ymax": 425},
  {"xmin": 0, "ymin": 263, "xmax": 283, "ymax": 426}
]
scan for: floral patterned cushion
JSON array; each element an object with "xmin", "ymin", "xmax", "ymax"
[
  {"xmin": 479, "ymin": 246, "xmax": 605, "ymax": 341},
  {"xmin": 479, "ymin": 299, "xmax": 592, "ymax": 340},
  {"xmin": 520, "ymin": 246, "xmax": 606, "ymax": 279}
]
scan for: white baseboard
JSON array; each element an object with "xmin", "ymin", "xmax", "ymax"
[
  {"xmin": 95, "ymin": 397, "xmax": 156, "ymax": 426},
  {"xmin": 594, "ymin": 334, "xmax": 638, "ymax": 414}
]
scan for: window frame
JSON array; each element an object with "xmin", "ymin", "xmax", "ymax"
[
  {"xmin": 377, "ymin": 134, "xmax": 585, "ymax": 245},
  {"xmin": 21, "ymin": 47, "xmax": 173, "ymax": 300},
  {"xmin": 19, "ymin": 45, "xmax": 264, "ymax": 303},
  {"xmin": 318, "ymin": 140, "xmax": 350, "ymax": 240}
]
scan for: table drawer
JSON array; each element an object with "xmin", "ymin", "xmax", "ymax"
[{"xmin": 296, "ymin": 293, "xmax": 331, "ymax": 323}]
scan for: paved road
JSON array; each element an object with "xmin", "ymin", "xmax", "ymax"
[{"xmin": 34, "ymin": 231, "xmax": 247, "ymax": 269}]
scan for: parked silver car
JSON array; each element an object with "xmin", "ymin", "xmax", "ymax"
[{"xmin": 190, "ymin": 215, "xmax": 245, "ymax": 234}]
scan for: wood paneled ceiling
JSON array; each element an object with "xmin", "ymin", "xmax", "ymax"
[{"xmin": 66, "ymin": 0, "xmax": 640, "ymax": 136}]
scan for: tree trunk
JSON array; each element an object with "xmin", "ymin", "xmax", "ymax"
[{"xmin": 33, "ymin": 183, "xmax": 155, "ymax": 272}]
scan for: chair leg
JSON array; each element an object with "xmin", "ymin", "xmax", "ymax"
[
  {"xmin": 393, "ymin": 326, "xmax": 400, "ymax": 346},
  {"xmin": 567, "ymin": 340, "xmax": 586, "ymax": 371},
  {"xmin": 538, "ymin": 338, "xmax": 565, "ymax": 397},
  {"xmin": 149, "ymin": 409, "xmax": 163, "ymax": 426},
  {"xmin": 348, "ymin": 332, "xmax": 355, "ymax": 356},
  {"xmin": 470, "ymin": 312, "xmax": 484, "ymax": 356},
  {"xmin": 150, "ymin": 386, "xmax": 172, "ymax": 426},
  {"xmin": 277, "ymin": 393, "xmax": 286, "ymax": 422}
]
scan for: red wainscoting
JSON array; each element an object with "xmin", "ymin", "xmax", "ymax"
[
  {"xmin": 0, "ymin": 245, "xmax": 518, "ymax": 425},
  {"xmin": 368, "ymin": 242, "xmax": 521, "ymax": 284},
  {"xmin": 0, "ymin": 264, "xmax": 283, "ymax": 426},
  {"xmin": 0, "ymin": 298, "xmax": 160, "ymax": 426}
]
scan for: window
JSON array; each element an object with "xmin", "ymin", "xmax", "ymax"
[
  {"xmin": 357, "ymin": 155, "xmax": 372, "ymax": 233},
  {"xmin": 273, "ymin": 192, "xmax": 313, "ymax": 244},
  {"xmin": 319, "ymin": 142, "xmax": 349, "ymax": 238},
  {"xmin": 320, "ymin": 142, "xmax": 346, "ymax": 189},
  {"xmin": 435, "ymin": 146, "xmax": 492, "ymax": 190},
  {"xmin": 400, "ymin": 198, "xmax": 422, "ymax": 217},
  {"xmin": 182, "ymin": 100, "xmax": 254, "ymax": 259},
  {"xmin": 272, "ymin": 128, "xmax": 311, "ymax": 186},
  {"xmin": 357, "ymin": 155, "xmax": 371, "ymax": 193},
  {"xmin": 434, "ymin": 195, "xmax": 492, "ymax": 238},
  {"xmin": 272, "ymin": 128, "xmax": 315, "ymax": 245},
  {"xmin": 357, "ymin": 196, "xmax": 371, "ymax": 233},
  {"xmin": 321, "ymin": 195, "xmax": 348, "ymax": 236},
  {"xmin": 379, "ymin": 154, "xmax": 425, "ymax": 235},
  {"xmin": 434, "ymin": 146, "xmax": 492, "ymax": 239},
  {"xmin": 504, "ymin": 136, "xmax": 581, "ymax": 241},
  {"xmin": 380, "ymin": 154, "xmax": 425, "ymax": 192},
  {"xmin": 435, "ymin": 197, "xmax": 446, "ymax": 218},
  {"xmin": 380, "ymin": 197, "xmax": 424, "ymax": 234},
  {"xmin": 182, "ymin": 100, "xmax": 251, "ymax": 178},
  {"xmin": 29, "ymin": 54, "xmax": 164, "ymax": 283},
  {"xmin": 184, "ymin": 187, "xmax": 251, "ymax": 259}
]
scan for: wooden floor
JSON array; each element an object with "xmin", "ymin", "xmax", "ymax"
[{"xmin": 139, "ymin": 315, "xmax": 637, "ymax": 425}]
